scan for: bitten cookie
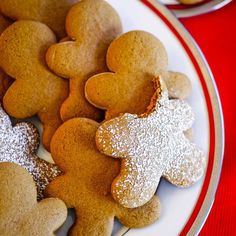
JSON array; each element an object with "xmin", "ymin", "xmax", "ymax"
[
  {"xmin": 0, "ymin": 0, "xmax": 79, "ymax": 38},
  {"xmin": 96, "ymin": 77, "xmax": 206, "ymax": 208},
  {"xmin": 0, "ymin": 105, "xmax": 61, "ymax": 199},
  {"xmin": 0, "ymin": 162, "xmax": 67, "ymax": 236},
  {"xmin": 46, "ymin": 118, "xmax": 160, "ymax": 236},
  {"xmin": 46, "ymin": 0, "xmax": 122, "ymax": 122},
  {"xmin": 85, "ymin": 30, "xmax": 191, "ymax": 120},
  {"xmin": 0, "ymin": 20, "xmax": 69, "ymax": 151}
]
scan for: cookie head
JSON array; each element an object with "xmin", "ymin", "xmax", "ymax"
[
  {"xmin": 85, "ymin": 30, "xmax": 191, "ymax": 119},
  {"xmin": 0, "ymin": 162, "xmax": 67, "ymax": 235},
  {"xmin": 96, "ymin": 77, "xmax": 206, "ymax": 208},
  {"xmin": 0, "ymin": 20, "xmax": 56, "ymax": 78},
  {"xmin": 50, "ymin": 118, "xmax": 113, "ymax": 174},
  {"xmin": 0, "ymin": 0, "xmax": 79, "ymax": 37},
  {"xmin": 107, "ymin": 30, "xmax": 168, "ymax": 73}
]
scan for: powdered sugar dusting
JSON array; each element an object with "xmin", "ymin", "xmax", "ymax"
[
  {"xmin": 97, "ymin": 78, "xmax": 206, "ymax": 208},
  {"xmin": 0, "ymin": 106, "xmax": 61, "ymax": 199}
]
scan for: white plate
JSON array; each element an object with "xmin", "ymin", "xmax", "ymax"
[
  {"xmin": 33, "ymin": 0, "xmax": 224, "ymax": 235},
  {"xmin": 159, "ymin": 0, "xmax": 233, "ymax": 18}
]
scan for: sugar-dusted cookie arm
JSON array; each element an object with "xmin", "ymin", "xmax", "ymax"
[
  {"xmin": 0, "ymin": 105, "xmax": 61, "ymax": 199},
  {"xmin": 163, "ymin": 135, "xmax": 206, "ymax": 187},
  {"xmin": 161, "ymin": 99, "xmax": 194, "ymax": 132}
]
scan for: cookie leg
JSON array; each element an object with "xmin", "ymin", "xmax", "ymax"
[
  {"xmin": 69, "ymin": 210, "xmax": 113, "ymax": 236},
  {"xmin": 60, "ymin": 77, "xmax": 102, "ymax": 122},
  {"xmin": 163, "ymin": 136, "xmax": 206, "ymax": 187},
  {"xmin": 116, "ymin": 195, "xmax": 160, "ymax": 228},
  {"xmin": 38, "ymin": 109, "xmax": 63, "ymax": 151},
  {"xmin": 20, "ymin": 198, "xmax": 67, "ymax": 235},
  {"xmin": 112, "ymin": 158, "xmax": 161, "ymax": 208}
]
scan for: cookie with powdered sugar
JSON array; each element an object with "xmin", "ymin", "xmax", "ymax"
[
  {"xmin": 0, "ymin": 104, "xmax": 61, "ymax": 199},
  {"xmin": 96, "ymin": 77, "xmax": 206, "ymax": 208}
]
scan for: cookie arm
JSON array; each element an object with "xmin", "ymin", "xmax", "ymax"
[
  {"xmin": 85, "ymin": 73, "xmax": 121, "ymax": 111},
  {"xmin": 45, "ymin": 176, "xmax": 74, "ymax": 208},
  {"xmin": 166, "ymin": 99, "xmax": 194, "ymax": 131},
  {"xmin": 96, "ymin": 115, "xmax": 135, "ymax": 158},
  {"xmin": 163, "ymin": 135, "xmax": 206, "ymax": 187},
  {"xmin": 116, "ymin": 195, "xmax": 160, "ymax": 228}
]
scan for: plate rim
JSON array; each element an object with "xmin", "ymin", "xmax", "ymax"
[{"xmin": 123, "ymin": 0, "xmax": 224, "ymax": 235}]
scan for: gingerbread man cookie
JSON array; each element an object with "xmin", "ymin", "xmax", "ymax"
[
  {"xmin": 96, "ymin": 77, "xmax": 206, "ymax": 208},
  {"xmin": 0, "ymin": 162, "xmax": 67, "ymax": 236},
  {"xmin": 0, "ymin": 20, "xmax": 69, "ymax": 151},
  {"xmin": 0, "ymin": 0, "xmax": 79, "ymax": 38},
  {"xmin": 85, "ymin": 30, "xmax": 191, "ymax": 120},
  {"xmin": 0, "ymin": 104, "xmax": 61, "ymax": 199},
  {"xmin": 46, "ymin": 0, "xmax": 122, "ymax": 122},
  {"xmin": 46, "ymin": 118, "xmax": 160, "ymax": 235}
]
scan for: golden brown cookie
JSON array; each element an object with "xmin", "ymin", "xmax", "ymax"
[
  {"xmin": 85, "ymin": 30, "xmax": 191, "ymax": 120},
  {"xmin": 0, "ymin": 0, "xmax": 79, "ymax": 38},
  {"xmin": 0, "ymin": 69, "xmax": 13, "ymax": 101},
  {"xmin": 46, "ymin": 118, "xmax": 160, "ymax": 235},
  {"xmin": 0, "ymin": 13, "xmax": 12, "ymax": 33},
  {"xmin": 0, "ymin": 162, "xmax": 67, "ymax": 236},
  {"xmin": 46, "ymin": 0, "xmax": 122, "ymax": 122},
  {"xmin": 0, "ymin": 13, "xmax": 13, "ymax": 101},
  {"xmin": 0, "ymin": 104, "xmax": 61, "ymax": 199},
  {"xmin": 179, "ymin": 0, "xmax": 203, "ymax": 4},
  {"xmin": 96, "ymin": 77, "xmax": 206, "ymax": 208},
  {"xmin": 0, "ymin": 20, "xmax": 69, "ymax": 151}
]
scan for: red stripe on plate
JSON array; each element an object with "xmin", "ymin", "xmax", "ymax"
[
  {"xmin": 140, "ymin": 0, "xmax": 216, "ymax": 235},
  {"xmin": 166, "ymin": 0, "xmax": 211, "ymax": 10}
]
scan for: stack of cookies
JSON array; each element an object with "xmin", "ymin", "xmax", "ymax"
[{"xmin": 0, "ymin": 0, "xmax": 206, "ymax": 235}]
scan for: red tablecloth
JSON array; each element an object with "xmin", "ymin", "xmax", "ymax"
[{"xmin": 180, "ymin": 1, "xmax": 236, "ymax": 235}]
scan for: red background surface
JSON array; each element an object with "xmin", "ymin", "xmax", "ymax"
[{"xmin": 180, "ymin": 1, "xmax": 236, "ymax": 235}]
